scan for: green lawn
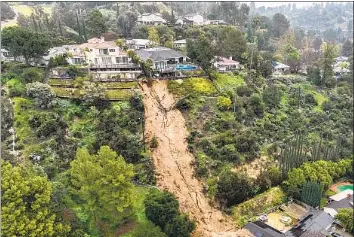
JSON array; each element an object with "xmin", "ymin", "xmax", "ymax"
[{"xmin": 214, "ymin": 73, "xmax": 245, "ymax": 91}]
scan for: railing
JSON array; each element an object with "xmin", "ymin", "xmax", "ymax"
[{"xmin": 89, "ymin": 63, "xmax": 140, "ymax": 69}]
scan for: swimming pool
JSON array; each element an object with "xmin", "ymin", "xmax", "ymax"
[
  {"xmin": 175, "ymin": 64, "xmax": 197, "ymax": 71},
  {"xmin": 337, "ymin": 184, "xmax": 354, "ymax": 192}
]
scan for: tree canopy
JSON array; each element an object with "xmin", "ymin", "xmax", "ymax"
[
  {"xmin": 1, "ymin": 161, "xmax": 70, "ymax": 237},
  {"xmin": 70, "ymin": 146, "xmax": 135, "ymax": 233},
  {"xmin": 1, "ymin": 27, "xmax": 52, "ymax": 65}
]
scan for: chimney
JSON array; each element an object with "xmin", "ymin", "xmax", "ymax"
[
  {"xmin": 100, "ymin": 36, "xmax": 105, "ymax": 43},
  {"xmin": 229, "ymin": 56, "xmax": 232, "ymax": 60}
]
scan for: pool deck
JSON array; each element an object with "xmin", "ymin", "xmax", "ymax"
[{"xmin": 330, "ymin": 181, "xmax": 353, "ymax": 193}]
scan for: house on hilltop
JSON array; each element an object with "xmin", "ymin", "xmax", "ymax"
[
  {"xmin": 212, "ymin": 56, "xmax": 241, "ymax": 73},
  {"xmin": 136, "ymin": 46, "xmax": 188, "ymax": 71},
  {"xmin": 137, "ymin": 13, "xmax": 166, "ymax": 25},
  {"xmin": 176, "ymin": 13, "xmax": 204, "ymax": 25},
  {"xmin": 272, "ymin": 61, "xmax": 290, "ymax": 74}
]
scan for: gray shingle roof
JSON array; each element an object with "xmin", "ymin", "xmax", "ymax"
[
  {"xmin": 245, "ymin": 221, "xmax": 284, "ymax": 237},
  {"xmin": 326, "ymin": 195, "xmax": 353, "ymax": 211},
  {"xmin": 136, "ymin": 47, "xmax": 186, "ymax": 62}
]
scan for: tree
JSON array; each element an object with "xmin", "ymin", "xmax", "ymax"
[
  {"xmin": 270, "ymin": 13, "xmax": 290, "ymax": 38},
  {"xmin": 321, "ymin": 42, "xmax": 339, "ymax": 87},
  {"xmin": 217, "ymin": 26, "xmax": 247, "ymax": 61},
  {"xmin": 70, "ymin": 146, "xmax": 135, "ymax": 233},
  {"xmin": 342, "ymin": 39, "xmax": 353, "ymax": 57},
  {"xmin": 216, "ymin": 170, "xmax": 255, "ymax": 207},
  {"xmin": 117, "ymin": 11, "xmax": 137, "ymax": 37},
  {"xmin": 282, "ymin": 44, "xmax": 301, "ymax": 73},
  {"xmin": 148, "ymin": 27, "xmax": 160, "ymax": 47},
  {"xmin": 87, "ymin": 9, "xmax": 107, "ymax": 37},
  {"xmin": 1, "ymin": 161, "xmax": 70, "ymax": 236},
  {"xmin": 300, "ymin": 181, "xmax": 322, "ymax": 208},
  {"xmin": 26, "ymin": 82, "xmax": 56, "ymax": 109},
  {"xmin": 164, "ymin": 215, "xmax": 196, "ymax": 237},
  {"xmin": 312, "ymin": 37, "xmax": 323, "ymax": 51},
  {"xmin": 132, "ymin": 222, "xmax": 167, "ymax": 237},
  {"xmin": 144, "ymin": 190, "xmax": 179, "ymax": 230},
  {"xmin": 187, "ymin": 35, "xmax": 214, "ymax": 74},
  {"xmin": 1, "ymin": 27, "xmax": 51, "ymax": 65},
  {"xmin": 131, "ymin": 24, "xmax": 149, "ymax": 38},
  {"xmin": 335, "ymin": 208, "xmax": 354, "ymax": 234}
]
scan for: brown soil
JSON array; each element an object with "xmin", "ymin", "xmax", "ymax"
[{"xmin": 140, "ymin": 80, "xmax": 251, "ymax": 237}]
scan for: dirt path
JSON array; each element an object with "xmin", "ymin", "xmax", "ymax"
[{"xmin": 140, "ymin": 80, "xmax": 251, "ymax": 237}]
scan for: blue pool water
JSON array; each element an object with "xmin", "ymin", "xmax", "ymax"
[{"xmin": 175, "ymin": 64, "xmax": 197, "ymax": 71}]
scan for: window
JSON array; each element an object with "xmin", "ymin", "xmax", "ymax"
[
  {"xmin": 72, "ymin": 58, "xmax": 83, "ymax": 65},
  {"xmin": 122, "ymin": 57, "xmax": 128, "ymax": 64},
  {"xmin": 116, "ymin": 57, "xmax": 122, "ymax": 64},
  {"xmin": 109, "ymin": 49, "xmax": 115, "ymax": 52},
  {"xmin": 102, "ymin": 57, "xmax": 112, "ymax": 65},
  {"xmin": 99, "ymin": 49, "xmax": 108, "ymax": 55},
  {"xmin": 94, "ymin": 58, "xmax": 99, "ymax": 65}
]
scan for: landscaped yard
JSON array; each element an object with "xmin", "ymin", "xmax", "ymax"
[{"xmin": 232, "ymin": 187, "xmax": 287, "ymax": 227}]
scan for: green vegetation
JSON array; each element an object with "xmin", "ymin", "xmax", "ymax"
[
  {"xmin": 168, "ymin": 77, "xmax": 217, "ymax": 96},
  {"xmin": 215, "ymin": 73, "xmax": 245, "ymax": 91},
  {"xmin": 335, "ymin": 208, "xmax": 354, "ymax": 234},
  {"xmin": 144, "ymin": 190, "xmax": 196, "ymax": 237}
]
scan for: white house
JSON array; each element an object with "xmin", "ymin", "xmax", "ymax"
[
  {"xmin": 1, "ymin": 48, "xmax": 14, "ymax": 61},
  {"xmin": 272, "ymin": 61, "xmax": 290, "ymax": 74},
  {"xmin": 49, "ymin": 37, "xmax": 142, "ymax": 80},
  {"xmin": 212, "ymin": 56, "xmax": 240, "ymax": 73},
  {"xmin": 173, "ymin": 39, "xmax": 187, "ymax": 49},
  {"xmin": 126, "ymin": 39, "xmax": 153, "ymax": 50},
  {"xmin": 184, "ymin": 13, "xmax": 204, "ymax": 25},
  {"xmin": 137, "ymin": 13, "xmax": 166, "ymax": 25}
]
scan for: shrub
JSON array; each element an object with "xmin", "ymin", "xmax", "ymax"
[
  {"xmin": 26, "ymin": 82, "xmax": 56, "ymax": 109},
  {"xmin": 216, "ymin": 170, "xmax": 255, "ymax": 207},
  {"xmin": 8, "ymin": 78, "xmax": 26, "ymax": 97},
  {"xmin": 217, "ymin": 96, "xmax": 232, "ymax": 111},
  {"xmin": 305, "ymin": 93, "xmax": 318, "ymax": 106},
  {"xmin": 21, "ymin": 67, "xmax": 42, "ymax": 83},
  {"xmin": 263, "ymin": 85, "xmax": 282, "ymax": 109},
  {"xmin": 236, "ymin": 85, "xmax": 253, "ymax": 97},
  {"xmin": 164, "ymin": 215, "xmax": 196, "ymax": 237},
  {"xmin": 150, "ymin": 136, "xmax": 158, "ymax": 149},
  {"xmin": 132, "ymin": 222, "xmax": 167, "ymax": 237},
  {"xmin": 144, "ymin": 190, "xmax": 179, "ymax": 230}
]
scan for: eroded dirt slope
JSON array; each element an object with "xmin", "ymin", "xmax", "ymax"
[{"xmin": 140, "ymin": 80, "xmax": 251, "ymax": 237}]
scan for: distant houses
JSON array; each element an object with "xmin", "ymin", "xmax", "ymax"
[
  {"xmin": 136, "ymin": 13, "xmax": 166, "ymax": 25},
  {"xmin": 173, "ymin": 39, "xmax": 187, "ymax": 49},
  {"xmin": 212, "ymin": 56, "xmax": 241, "ymax": 73},
  {"xmin": 272, "ymin": 61, "xmax": 290, "ymax": 74}
]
